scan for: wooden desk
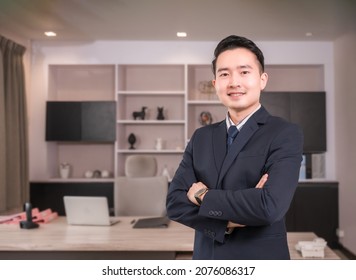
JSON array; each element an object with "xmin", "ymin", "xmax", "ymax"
[
  {"xmin": 0, "ymin": 217, "xmax": 340, "ymax": 260},
  {"xmin": 287, "ymin": 232, "xmax": 340, "ymax": 260},
  {"xmin": 0, "ymin": 217, "xmax": 192, "ymax": 259}
]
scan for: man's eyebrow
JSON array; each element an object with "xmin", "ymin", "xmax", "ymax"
[
  {"xmin": 216, "ymin": 65, "xmax": 253, "ymax": 72},
  {"xmin": 237, "ymin": 65, "xmax": 253, "ymax": 69},
  {"xmin": 216, "ymin": 67, "xmax": 229, "ymax": 73}
]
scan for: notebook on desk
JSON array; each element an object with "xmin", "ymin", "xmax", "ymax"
[
  {"xmin": 133, "ymin": 216, "xmax": 170, "ymax": 228},
  {"xmin": 63, "ymin": 196, "xmax": 120, "ymax": 226}
]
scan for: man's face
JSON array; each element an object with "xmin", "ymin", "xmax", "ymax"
[{"xmin": 212, "ymin": 48, "xmax": 268, "ymax": 121}]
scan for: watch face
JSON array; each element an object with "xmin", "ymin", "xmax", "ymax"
[
  {"xmin": 194, "ymin": 188, "xmax": 208, "ymax": 205},
  {"xmin": 195, "ymin": 188, "xmax": 207, "ymax": 196}
]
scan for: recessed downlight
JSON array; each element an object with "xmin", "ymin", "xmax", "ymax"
[
  {"xmin": 177, "ymin": 32, "xmax": 187, "ymax": 38},
  {"xmin": 44, "ymin": 31, "xmax": 57, "ymax": 37}
]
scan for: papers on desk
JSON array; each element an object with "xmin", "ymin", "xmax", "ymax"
[
  {"xmin": 132, "ymin": 216, "xmax": 170, "ymax": 228},
  {"xmin": 295, "ymin": 237, "xmax": 327, "ymax": 258},
  {"xmin": 0, "ymin": 208, "xmax": 58, "ymax": 224}
]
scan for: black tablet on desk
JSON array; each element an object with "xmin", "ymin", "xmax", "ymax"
[{"xmin": 132, "ymin": 216, "xmax": 170, "ymax": 228}]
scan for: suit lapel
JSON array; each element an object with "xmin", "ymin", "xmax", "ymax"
[{"xmin": 216, "ymin": 106, "xmax": 269, "ymax": 188}]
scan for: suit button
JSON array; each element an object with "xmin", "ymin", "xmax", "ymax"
[
  {"xmin": 217, "ymin": 211, "xmax": 222, "ymax": 216},
  {"xmin": 208, "ymin": 210, "xmax": 214, "ymax": 216}
]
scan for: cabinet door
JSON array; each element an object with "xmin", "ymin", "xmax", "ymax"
[
  {"xmin": 261, "ymin": 91, "xmax": 326, "ymax": 153},
  {"xmin": 260, "ymin": 92, "xmax": 290, "ymax": 121},
  {"xmin": 290, "ymin": 92, "xmax": 326, "ymax": 152},
  {"xmin": 286, "ymin": 183, "xmax": 339, "ymax": 248}
]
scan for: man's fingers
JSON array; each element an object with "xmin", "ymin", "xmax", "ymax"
[{"xmin": 256, "ymin": 174, "xmax": 268, "ymax": 188}]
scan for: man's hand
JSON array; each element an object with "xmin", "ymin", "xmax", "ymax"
[
  {"xmin": 255, "ymin": 173, "xmax": 268, "ymax": 188},
  {"xmin": 187, "ymin": 182, "xmax": 208, "ymax": 206}
]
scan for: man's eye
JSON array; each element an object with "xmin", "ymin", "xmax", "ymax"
[
  {"xmin": 241, "ymin": 71, "xmax": 249, "ymax": 75},
  {"xmin": 219, "ymin": 73, "xmax": 229, "ymax": 77}
]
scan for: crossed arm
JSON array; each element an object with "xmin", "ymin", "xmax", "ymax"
[{"xmin": 186, "ymin": 173, "xmax": 269, "ymax": 228}]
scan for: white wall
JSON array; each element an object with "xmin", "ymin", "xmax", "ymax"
[
  {"xmin": 29, "ymin": 40, "xmax": 335, "ymax": 181},
  {"xmin": 334, "ymin": 32, "xmax": 356, "ymax": 255}
]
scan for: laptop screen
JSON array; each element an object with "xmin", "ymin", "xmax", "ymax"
[{"xmin": 63, "ymin": 196, "xmax": 118, "ymax": 226}]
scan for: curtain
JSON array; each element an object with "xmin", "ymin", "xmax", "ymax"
[{"xmin": 0, "ymin": 35, "xmax": 28, "ymax": 212}]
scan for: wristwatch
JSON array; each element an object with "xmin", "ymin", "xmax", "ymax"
[{"xmin": 194, "ymin": 188, "xmax": 208, "ymax": 205}]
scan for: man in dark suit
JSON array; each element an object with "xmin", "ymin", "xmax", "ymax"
[{"xmin": 166, "ymin": 35, "xmax": 303, "ymax": 259}]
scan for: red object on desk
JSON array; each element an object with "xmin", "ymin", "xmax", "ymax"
[{"xmin": 0, "ymin": 208, "xmax": 58, "ymax": 224}]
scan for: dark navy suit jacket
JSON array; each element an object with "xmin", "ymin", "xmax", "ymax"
[{"xmin": 166, "ymin": 106, "xmax": 303, "ymax": 259}]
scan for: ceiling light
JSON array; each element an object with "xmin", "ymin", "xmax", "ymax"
[
  {"xmin": 305, "ymin": 32, "xmax": 313, "ymax": 37},
  {"xmin": 44, "ymin": 31, "xmax": 57, "ymax": 37},
  {"xmin": 177, "ymin": 32, "xmax": 187, "ymax": 38}
]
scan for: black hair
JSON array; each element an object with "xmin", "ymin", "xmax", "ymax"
[{"xmin": 212, "ymin": 35, "xmax": 265, "ymax": 76}]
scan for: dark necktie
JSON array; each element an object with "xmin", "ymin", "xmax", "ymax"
[{"xmin": 227, "ymin": 125, "xmax": 238, "ymax": 148}]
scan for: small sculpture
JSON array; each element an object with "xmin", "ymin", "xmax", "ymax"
[
  {"xmin": 133, "ymin": 106, "xmax": 147, "ymax": 120},
  {"xmin": 84, "ymin": 170, "xmax": 93, "ymax": 178},
  {"xmin": 101, "ymin": 170, "xmax": 110, "ymax": 178},
  {"xmin": 199, "ymin": 111, "xmax": 212, "ymax": 126},
  {"xmin": 198, "ymin": 80, "xmax": 215, "ymax": 94},
  {"xmin": 128, "ymin": 133, "xmax": 137, "ymax": 149},
  {"xmin": 93, "ymin": 170, "xmax": 101, "ymax": 178},
  {"xmin": 157, "ymin": 107, "xmax": 165, "ymax": 120}
]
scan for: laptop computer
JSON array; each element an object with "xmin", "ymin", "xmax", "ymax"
[{"xmin": 63, "ymin": 196, "xmax": 120, "ymax": 226}]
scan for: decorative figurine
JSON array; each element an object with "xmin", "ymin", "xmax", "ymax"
[
  {"xmin": 93, "ymin": 170, "xmax": 101, "ymax": 178},
  {"xmin": 128, "ymin": 133, "xmax": 137, "ymax": 149},
  {"xmin": 157, "ymin": 107, "xmax": 165, "ymax": 120},
  {"xmin": 132, "ymin": 106, "xmax": 147, "ymax": 120},
  {"xmin": 199, "ymin": 111, "xmax": 213, "ymax": 126},
  {"xmin": 198, "ymin": 80, "xmax": 215, "ymax": 94},
  {"xmin": 84, "ymin": 170, "xmax": 93, "ymax": 178},
  {"xmin": 101, "ymin": 170, "xmax": 110, "ymax": 178}
]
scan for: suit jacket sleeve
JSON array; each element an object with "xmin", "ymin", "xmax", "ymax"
[{"xmin": 166, "ymin": 130, "xmax": 228, "ymax": 243}]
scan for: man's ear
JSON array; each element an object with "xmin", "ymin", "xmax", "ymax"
[{"xmin": 260, "ymin": 72, "xmax": 268, "ymax": 90}]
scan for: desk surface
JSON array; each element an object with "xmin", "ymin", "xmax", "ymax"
[
  {"xmin": 0, "ymin": 217, "xmax": 340, "ymax": 259},
  {"xmin": 0, "ymin": 217, "xmax": 192, "ymax": 252}
]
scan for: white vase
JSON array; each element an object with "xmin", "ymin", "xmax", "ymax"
[
  {"xmin": 60, "ymin": 167, "xmax": 70, "ymax": 179},
  {"xmin": 155, "ymin": 138, "xmax": 163, "ymax": 150}
]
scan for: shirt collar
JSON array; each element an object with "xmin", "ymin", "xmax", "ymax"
[{"xmin": 226, "ymin": 104, "xmax": 261, "ymax": 131}]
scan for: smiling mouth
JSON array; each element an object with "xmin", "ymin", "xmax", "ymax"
[{"xmin": 227, "ymin": 92, "xmax": 245, "ymax": 97}]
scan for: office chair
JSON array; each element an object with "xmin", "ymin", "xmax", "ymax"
[
  {"xmin": 125, "ymin": 155, "xmax": 157, "ymax": 177},
  {"xmin": 114, "ymin": 175, "xmax": 168, "ymax": 216}
]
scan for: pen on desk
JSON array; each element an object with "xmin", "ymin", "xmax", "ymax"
[{"xmin": 130, "ymin": 219, "xmax": 136, "ymax": 224}]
